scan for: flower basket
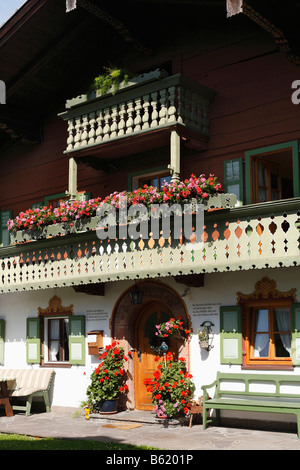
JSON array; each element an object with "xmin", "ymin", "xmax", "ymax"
[
  {"xmin": 155, "ymin": 316, "xmax": 191, "ymax": 340},
  {"xmin": 198, "ymin": 325, "xmax": 210, "ymax": 349}
]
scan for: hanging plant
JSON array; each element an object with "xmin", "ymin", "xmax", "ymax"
[
  {"xmin": 198, "ymin": 325, "xmax": 210, "ymax": 348},
  {"xmin": 155, "ymin": 317, "xmax": 191, "ymax": 339}
]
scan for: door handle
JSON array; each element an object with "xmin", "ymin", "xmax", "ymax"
[{"xmin": 137, "ymin": 349, "xmax": 142, "ymax": 362}]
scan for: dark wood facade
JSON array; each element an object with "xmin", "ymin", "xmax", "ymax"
[{"xmin": 1, "ymin": 0, "xmax": 299, "ymax": 223}]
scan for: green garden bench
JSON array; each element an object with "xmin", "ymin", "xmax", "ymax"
[{"xmin": 201, "ymin": 372, "xmax": 300, "ymax": 437}]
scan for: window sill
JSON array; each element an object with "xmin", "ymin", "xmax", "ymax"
[
  {"xmin": 242, "ymin": 364, "xmax": 294, "ymax": 371},
  {"xmin": 41, "ymin": 363, "xmax": 72, "ymax": 368}
]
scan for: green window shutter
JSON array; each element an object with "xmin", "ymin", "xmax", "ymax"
[
  {"xmin": 69, "ymin": 315, "xmax": 85, "ymax": 365},
  {"xmin": 0, "ymin": 320, "xmax": 5, "ymax": 364},
  {"xmin": 292, "ymin": 303, "xmax": 300, "ymax": 366},
  {"xmin": 26, "ymin": 318, "xmax": 41, "ymax": 364},
  {"xmin": 220, "ymin": 306, "xmax": 242, "ymax": 365},
  {"xmin": 0, "ymin": 209, "xmax": 13, "ymax": 247},
  {"xmin": 224, "ymin": 158, "xmax": 243, "ymax": 206}
]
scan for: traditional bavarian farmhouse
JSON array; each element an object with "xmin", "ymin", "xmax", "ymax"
[{"xmin": 0, "ymin": 0, "xmax": 299, "ymax": 432}]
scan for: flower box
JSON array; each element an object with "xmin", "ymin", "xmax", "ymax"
[
  {"xmin": 9, "ymin": 192, "xmax": 237, "ymax": 244},
  {"xmin": 10, "ymin": 223, "xmax": 65, "ymax": 244},
  {"xmin": 10, "ymin": 216, "xmax": 102, "ymax": 244},
  {"xmin": 8, "ymin": 172, "xmax": 237, "ymax": 245},
  {"xmin": 65, "ymin": 69, "xmax": 168, "ymax": 109}
]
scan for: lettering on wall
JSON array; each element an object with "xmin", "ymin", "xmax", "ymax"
[
  {"xmin": 192, "ymin": 303, "xmax": 221, "ymax": 318},
  {"xmin": 86, "ymin": 309, "xmax": 109, "ymax": 322}
]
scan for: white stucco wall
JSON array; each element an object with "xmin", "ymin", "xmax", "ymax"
[{"xmin": 0, "ymin": 266, "xmax": 299, "ymax": 414}]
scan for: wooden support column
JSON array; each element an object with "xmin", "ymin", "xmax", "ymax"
[
  {"xmin": 68, "ymin": 157, "xmax": 78, "ymax": 201},
  {"xmin": 169, "ymin": 130, "xmax": 180, "ymax": 183}
]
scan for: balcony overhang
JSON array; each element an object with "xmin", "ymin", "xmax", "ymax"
[
  {"xmin": 58, "ymin": 73, "xmax": 216, "ymax": 161},
  {"xmin": 1, "ymin": 199, "xmax": 299, "ymax": 294}
]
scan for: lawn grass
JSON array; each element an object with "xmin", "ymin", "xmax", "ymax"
[{"xmin": 0, "ymin": 433, "xmax": 158, "ymax": 450}]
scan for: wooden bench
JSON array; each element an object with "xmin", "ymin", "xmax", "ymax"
[
  {"xmin": 0, "ymin": 369, "xmax": 55, "ymax": 416},
  {"xmin": 201, "ymin": 372, "xmax": 300, "ymax": 437}
]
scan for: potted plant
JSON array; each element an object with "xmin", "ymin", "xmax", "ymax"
[
  {"xmin": 143, "ymin": 353, "xmax": 195, "ymax": 419},
  {"xmin": 155, "ymin": 316, "xmax": 191, "ymax": 339},
  {"xmin": 90, "ymin": 65, "xmax": 130, "ymax": 96},
  {"xmin": 86, "ymin": 341, "xmax": 128, "ymax": 414},
  {"xmin": 198, "ymin": 325, "xmax": 209, "ymax": 349}
]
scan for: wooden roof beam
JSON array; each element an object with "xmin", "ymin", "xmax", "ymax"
[
  {"xmin": 0, "ymin": 0, "xmax": 48, "ymax": 47},
  {"xmin": 0, "ymin": 105, "xmax": 41, "ymax": 144},
  {"xmin": 226, "ymin": 0, "xmax": 300, "ymax": 65},
  {"xmin": 6, "ymin": 16, "xmax": 92, "ymax": 99},
  {"xmin": 76, "ymin": 0, "xmax": 153, "ymax": 55}
]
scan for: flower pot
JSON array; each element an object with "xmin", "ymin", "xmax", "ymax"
[
  {"xmin": 199, "ymin": 340, "xmax": 209, "ymax": 349},
  {"xmin": 98, "ymin": 399, "xmax": 118, "ymax": 414}
]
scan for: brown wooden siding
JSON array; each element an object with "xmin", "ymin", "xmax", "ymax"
[{"xmin": 1, "ymin": 28, "xmax": 299, "ymax": 218}]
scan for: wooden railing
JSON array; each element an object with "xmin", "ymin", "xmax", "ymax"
[
  {"xmin": 59, "ymin": 74, "xmax": 216, "ymax": 154},
  {"xmin": 0, "ymin": 199, "xmax": 299, "ymax": 293}
]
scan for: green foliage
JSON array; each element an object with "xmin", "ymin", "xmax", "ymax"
[
  {"xmin": 198, "ymin": 325, "xmax": 209, "ymax": 341},
  {"xmin": 86, "ymin": 341, "xmax": 128, "ymax": 411},
  {"xmin": 144, "ymin": 353, "xmax": 195, "ymax": 418},
  {"xmin": 91, "ymin": 66, "xmax": 130, "ymax": 95}
]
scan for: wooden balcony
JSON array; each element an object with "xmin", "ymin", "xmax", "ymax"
[
  {"xmin": 59, "ymin": 73, "xmax": 216, "ymax": 161},
  {"xmin": 0, "ymin": 199, "xmax": 299, "ymax": 294}
]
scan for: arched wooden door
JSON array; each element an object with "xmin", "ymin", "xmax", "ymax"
[{"xmin": 134, "ymin": 301, "xmax": 179, "ymax": 410}]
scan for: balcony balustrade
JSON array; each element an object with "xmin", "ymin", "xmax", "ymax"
[
  {"xmin": 59, "ymin": 73, "xmax": 216, "ymax": 157},
  {"xmin": 0, "ymin": 199, "xmax": 299, "ymax": 294}
]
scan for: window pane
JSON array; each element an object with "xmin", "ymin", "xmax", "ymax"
[
  {"xmin": 257, "ymin": 162, "xmax": 267, "ymax": 186},
  {"xmin": 50, "ymin": 319, "xmax": 60, "ymax": 340},
  {"xmin": 63, "ymin": 319, "xmax": 69, "ymax": 361},
  {"xmin": 50, "ymin": 340, "xmax": 60, "ymax": 361},
  {"xmin": 253, "ymin": 333, "xmax": 269, "ymax": 357},
  {"xmin": 270, "ymin": 166, "xmax": 280, "ymax": 189},
  {"xmin": 253, "ymin": 309, "xmax": 269, "ymax": 357},
  {"xmin": 274, "ymin": 333, "xmax": 291, "ymax": 357},
  {"xmin": 160, "ymin": 175, "xmax": 171, "ymax": 189},
  {"xmin": 48, "ymin": 318, "xmax": 69, "ymax": 362},
  {"xmin": 273, "ymin": 308, "xmax": 291, "ymax": 332},
  {"xmin": 255, "ymin": 309, "xmax": 268, "ymax": 332},
  {"xmin": 273, "ymin": 308, "xmax": 291, "ymax": 357},
  {"xmin": 141, "ymin": 177, "xmax": 158, "ymax": 188}
]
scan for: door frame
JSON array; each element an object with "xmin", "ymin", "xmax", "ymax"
[
  {"xmin": 134, "ymin": 301, "xmax": 175, "ymax": 410},
  {"xmin": 111, "ymin": 280, "xmax": 191, "ymax": 410}
]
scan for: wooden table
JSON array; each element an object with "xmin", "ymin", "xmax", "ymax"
[
  {"xmin": 189, "ymin": 404, "xmax": 203, "ymax": 427},
  {"xmin": 0, "ymin": 378, "xmax": 14, "ymax": 417}
]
